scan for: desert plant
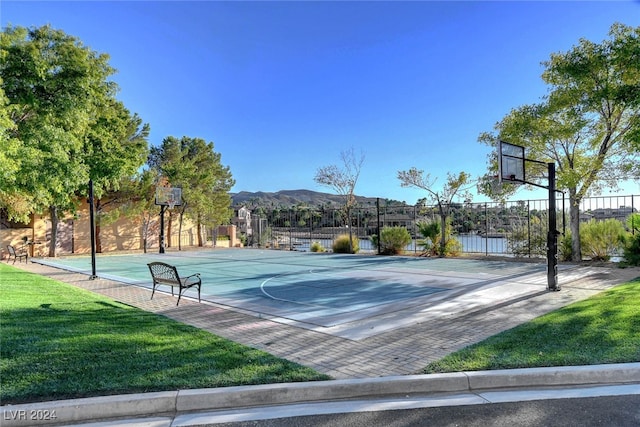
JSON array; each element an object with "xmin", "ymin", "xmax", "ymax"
[
  {"xmin": 378, "ymin": 226, "xmax": 412, "ymax": 255},
  {"xmin": 417, "ymin": 220, "xmax": 439, "ymax": 255},
  {"xmin": 416, "ymin": 218, "xmax": 461, "ymax": 256},
  {"xmin": 580, "ymin": 219, "xmax": 626, "ymax": 261},
  {"xmin": 310, "ymin": 241, "xmax": 326, "ymax": 252},
  {"xmin": 332, "ymin": 234, "xmax": 359, "ymax": 254}
]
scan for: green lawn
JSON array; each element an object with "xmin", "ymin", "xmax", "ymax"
[
  {"xmin": 0, "ymin": 264, "xmax": 330, "ymax": 404},
  {"xmin": 3, "ymin": 264, "xmax": 639, "ymax": 405},
  {"xmin": 423, "ymin": 277, "xmax": 640, "ymax": 373}
]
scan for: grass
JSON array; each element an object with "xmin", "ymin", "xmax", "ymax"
[
  {"xmin": 0, "ymin": 264, "xmax": 330, "ymax": 404},
  {"xmin": 423, "ymin": 277, "xmax": 640, "ymax": 373}
]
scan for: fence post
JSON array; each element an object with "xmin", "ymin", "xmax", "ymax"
[
  {"xmin": 376, "ymin": 198, "xmax": 381, "ymax": 255},
  {"xmin": 547, "ymin": 162, "xmax": 560, "ymax": 291},
  {"xmin": 485, "ymin": 203, "xmax": 488, "ymax": 256},
  {"xmin": 527, "ymin": 201, "xmax": 531, "ymax": 258}
]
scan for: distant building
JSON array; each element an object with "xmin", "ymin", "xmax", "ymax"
[
  {"xmin": 235, "ymin": 206, "xmax": 253, "ymax": 236},
  {"xmin": 580, "ymin": 206, "xmax": 637, "ymax": 222}
]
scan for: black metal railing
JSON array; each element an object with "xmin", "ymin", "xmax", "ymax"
[{"xmin": 240, "ymin": 194, "xmax": 637, "ymax": 257}]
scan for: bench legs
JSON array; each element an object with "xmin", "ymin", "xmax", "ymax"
[{"xmin": 150, "ymin": 283, "xmax": 200, "ymax": 306}]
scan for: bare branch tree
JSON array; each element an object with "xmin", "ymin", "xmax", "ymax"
[
  {"xmin": 398, "ymin": 168, "xmax": 472, "ymax": 256},
  {"xmin": 314, "ymin": 148, "xmax": 365, "ymax": 253}
]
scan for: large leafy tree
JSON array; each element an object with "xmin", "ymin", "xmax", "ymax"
[
  {"xmin": 114, "ymin": 169, "xmax": 159, "ymax": 253},
  {"xmin": 0, "ymin": 26, "xmax": 141, "ymax": 256},
  {"xmin": 0, "ymin": 83, "xmax": 29, "ymax": 221},
  {"xmin": 86, "ymin": 99, "xmax": 149, "ymax": 252},
  {"xmin": 148, "ymin": 136, "xmax": 234, "ymax": 249},
  {"xmin": 1, "ymin": 25, "xmax": 148, "ymax": 256},
  {"xmin": 479, "ymin": 23, "xmax": 640, "ymax": 261}
]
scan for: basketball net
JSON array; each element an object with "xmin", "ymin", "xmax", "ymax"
[{"xmin": 489, "ymin": 175, "xmax": 503, "ymax": 194}]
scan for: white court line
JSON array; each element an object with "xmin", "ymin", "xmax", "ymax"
[{"xmin": 259, "ymin": 271, "xmax": 334, "ymax": 308}]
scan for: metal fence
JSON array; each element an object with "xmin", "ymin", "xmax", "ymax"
[{"xmin": 241, "ymin": 194, "xmax": 638, "ymax": 257}]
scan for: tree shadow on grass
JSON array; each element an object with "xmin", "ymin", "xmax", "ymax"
[{"xmin": 1, "ymin": 300, "xmax": 329, "ymax": 404}]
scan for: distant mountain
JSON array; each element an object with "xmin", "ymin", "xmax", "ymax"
[{"xmin": 231, "ymin": 189, "xmax": 383, "ymax": 208}]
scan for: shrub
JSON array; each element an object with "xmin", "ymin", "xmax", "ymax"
[
  {"xmin": 559, "ymin": 231, "xmax": 573, "ymax": 261},
  {"xmin": 508, "ymin": 216, "xmax": 547, "ymax": 257},
  {"xmin": 417, "ymin": 220, "xmax": 439, "ymax": 255},
  {"xmin": 580, "ymin": 218, "xmax": 626, "ymax": 261},
  {"xmin": 626, "ymin": 213, "xmax": 640, "ymax": 233},
  {"xmin": 332, "ymin": 234, "xmax": 359, "ymax": 254},
  {"xmin": 310, "ymin": 241, "xmax": 325, "ymax": 252},
  {"xmin": 416, "ymin": 218, "xmax": 461, "ymax": 257},
  {"xmin": 378, "ymin": 226, "xmax": 412, "ymax": 255},
  {"xmin": 622, "ymin": 233, "xmax": 640, "ymax": 266}
]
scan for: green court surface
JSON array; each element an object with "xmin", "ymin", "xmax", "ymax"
[{"xmin": 34, "ymin": 248, "xmax": 572, "ymax": 340}]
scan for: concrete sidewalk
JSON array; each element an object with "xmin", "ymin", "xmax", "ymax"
[{"xmin": 2, "ymin": 259, "xmax": 639, "ymax": 426}]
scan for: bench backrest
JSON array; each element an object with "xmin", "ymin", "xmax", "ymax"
[{"xmin": 148, "ymin": 262, "xmax": 180, "ymax": 284}]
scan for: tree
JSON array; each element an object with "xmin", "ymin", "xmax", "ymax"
[
  {"xmin": 86, "ymin": 99, "xmax": 149, "ymax": 252},
  {"xmin": 0, "ymin": 83, "xmax": 30, "ymax": 222},
  {"xmin": 148, "ymin": 136, "xmax": 234, "ymax": 249},
  {"xmin": 397, "ymin": 169, "xmax": 471, "ymax": 257},
  {"xmin": 1, "ymin": 25, "xmax": 148, "ymax": 256},
  {"xmin": 117, "ymin": 170, "xmax": 159, "ymax": 253},
  {"xmin": 314, "ymin": 148, "xmax": 365, "ymax": 254},
  {"xmin": 479, "ymin": 23, "xmax": 640, "ymax": 261}
]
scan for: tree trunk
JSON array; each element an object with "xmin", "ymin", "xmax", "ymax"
[
  {"xmin": 178, "ymin": 211, "xmax": 184, "ymax": 251},
  {"xmin": 95, "ymin": 199, "xmax": 102, "ymax": 253},
  {"xmin": 167, "ymin": 212, "xmax": 172, "ymax": 248},
  {"xmin": 438, "ymin": 204, "xmax": 447, "ymax": 257},
  {"xmin": 348, "ymin": 213, "xmax": 354, "ymax": 254},
  {"xmin": 48, "ymin": 206, "xmax": 58, "ymax": 257},
  {"xmin": 569, "ymin": 190, "xmax": 582, "ymax": 262},
  {"xmin": 196, "ymin": 215, "xmax": 203, "ymax": 247}
]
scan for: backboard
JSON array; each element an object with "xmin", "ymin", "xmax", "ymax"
[
  {"xmin": 498, "ymin": 140, "xmax": 525, "ymax": 183},
  {"xmin": 155, "ymin": 187, "xmax": 182, "ymax": 208}
]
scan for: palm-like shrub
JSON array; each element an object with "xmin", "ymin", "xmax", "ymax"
[{"xmin": 417, "ymin": 219, "xmax": 461, "ymax": 257}]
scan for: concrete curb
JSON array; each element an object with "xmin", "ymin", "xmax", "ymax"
[{"xmin": 2, "ymin": 363, "xmax": 640, "ymax": 426}]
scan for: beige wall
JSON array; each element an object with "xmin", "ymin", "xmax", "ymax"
[{"xmin": 1, "ymin": 202, "xmax": 238, "ymax": 258}]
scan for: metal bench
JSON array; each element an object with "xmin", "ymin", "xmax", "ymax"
[
  {"xmin": 7, "ymin": 245, "xmax": 28, "ymax": 264},
  {"xmin": 147, "ymin": 262, "xmax": 201, "ymax": 306}
]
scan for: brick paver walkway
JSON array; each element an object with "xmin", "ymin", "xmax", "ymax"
[{"xmin": 9, "ymin": 260, "xmax": 640, "ymax": 379}]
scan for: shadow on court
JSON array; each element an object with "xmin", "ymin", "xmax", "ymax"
[{"xmin": 35, "ymin": 248, "xmax": 575, "ymax": 340}]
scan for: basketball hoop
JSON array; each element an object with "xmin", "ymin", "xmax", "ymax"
[
  {"xmin": 498, "ymin": 140, "xmax": 525, "ymax": 184},
  {"xmin": 155, "ymin": 187, "xmax": 182, "ymax": 208}
]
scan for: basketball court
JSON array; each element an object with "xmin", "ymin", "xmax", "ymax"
[{"xmin": 33, "ymin": 248, "xmax": 582, "ymax": 340}]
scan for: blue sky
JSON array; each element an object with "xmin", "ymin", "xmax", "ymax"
[{"xmin": 3, "ymin": 1, "xmax": 640, "ymax": 204}]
